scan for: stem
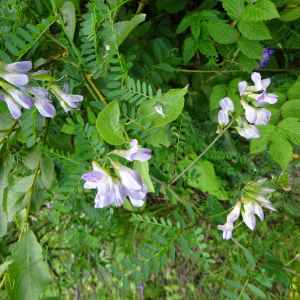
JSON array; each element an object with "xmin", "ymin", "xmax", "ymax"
[
  {"xmin": 18, "ymin": 119, "xmax": 51, "ymax": 241},
  {"xmin": 204, "ymin": 207, "xmax": 234, "ymax": 219},
  {"xmin": 231, "ymin": 237, "xmax": 245, "ymax": 249},
  {"xmin": 237, "ymin": 267, "xmax": 254, "ymax": 300},
  {"xmin": 50, "ymin": 0, "xmax": 89, "ymax": 73},
  {"xmin": 176, "ymin": 68, "xmax": 300, "ymax": 73},
  {"xmin": 171, "ymin": 113, "xmax": 241, "ymax": 185},
  {"xmin": 46, "ymin": 33, "xmax": 68, "ymax": 50},
  {"xmin": 149, "ymin": 175, "xmax": 186, "ymax": 205},
  {"xmin": 136, "ymin": 0, "xmax": 149, "ymax": 14},
  {"xmin": 0, "ymin": 120, "xmax": 18, "ymax": 146},
  {"xmin": 84, "ymin": 72, "xmax": 107, "ymax": 105}
]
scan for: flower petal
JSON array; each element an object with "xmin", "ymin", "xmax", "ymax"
[
  {"xmin": 238, "ymin": 81, "xmax": 247, "ymax": 96},
  {"xmin": 218, "ymin": 110, "xmax": 229, "ymax": 126},
  {"xmin": 81, "ymin": 170, "xmax": 104, "ymax": 182},
  {"xmin": 94, "ymin": 187, "xmax": 116, "ymax": 208},
  {"xmin": 8, "ymin": 88, "xmax": 33, "ymax": 109},
  {"xmin": 1, "ymin": 61, "xmax": 32, "ymax": 73},
  {"xmin": 3, "ymin": 94, "xmax": 21, "ymax": 119},
  {"xmin": 119, "ymin": 166, "xmax": 143, "ymax": 191},
  {"xmin": 219, "ymin": 97, "xmax": 234, "ymax": 113},
  {"xmin": 0, "ymin": 72, "xmax": 29, "ymax": 86},
  {"xmin": 84, "ymin": 182, "xmax": 97, "ymax": 189},
  {"xmin": 34, "ymin": 97, "xmax": 56, "ymax": 118},
  {"xmin": 114, "ymin": 179, "xmax": 127, "ymax": 207}
]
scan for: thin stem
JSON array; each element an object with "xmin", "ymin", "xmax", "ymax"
[
  {"xmin": 237, "ymin": 268, "xmax": 254, "ymax": 300},
  {"xmin": 84, "ymin": 72, "xmax": 107, "ymax": 105},
  {"xmin": 50, "ymin": 0, "xmax": 89, "ymax": 73},
  {"xmin": 46, "ymin": 33, "xmax": 68, "ymax": 50},
  {"xmin": 171, "ymin": 112, "xmax": 241, "ymax": 185},
  {"xmin": 0, "ymin": 120, "xmax": 18, "ymax": 146},
  {"xmin": 231, "ymin": 237, "xmax": 245, "ymax": 249},
  {"xmin": 204, "ymin": 207, "xmax": 234, "ymax": 219}
]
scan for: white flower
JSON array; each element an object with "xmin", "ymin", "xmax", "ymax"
[
  {"xmin": 237, "ymin": 124, "xmax": 260, "ymax": 139},
  {"xmin": 246, "ymin": 72, "xmax": 271, "ymax": 92},
  {"xmin": 1, "ymin": 92, "xmax": 21, "ymax": 119},
  {"xmin": 218, "ymin": 110, "xmax": 229, "ymax": 126},
  {"xmin": 254, "ymin": 108, "xmax": 271, "ymax": 125},
  {"xmin": 219, "ymin": 97, "xmax": 234, "ymax": 114},
  {"xmin": 227, "ymin": 200, "xmax": 241, "ymax": 223},
  {"xmin": 242, "ymin": 211, "xmax": 256, "ymax": 231},
  {"xmin": 238, "ymin": 81, "xmax": 248, "ymax": 96},
  {"xmin": 217, "ymin": 222, "xmax": 234, "ymax": 240},
  {"xmin": 154, "ymin": 103, "xmax": 168, "ymax": 118},
  {"xmin": 240, "ymin": 100, "xmax": 257, "ymax": 124},
  {"xmin": 256, "ymin": 90, "xmax": 278, "ymax": 106}
]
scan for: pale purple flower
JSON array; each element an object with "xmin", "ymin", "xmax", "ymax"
[
  {"xmin": 114, "ymin": 179, "xmax": 127, "ymax": 207},
  {"xmin": 219, "ymin": 97, "xmax": 234, "ymax": 114},
  {"xmin": 50, "ymin": 84, "xmax": 83, "ymax": 113},
  {"xmin": 1, "ymin": 92, "xmax": 21, "ymax": 119},
  {"xmin": 237, "ymin": 124, "xmax": 260, "ymax": 139},
  {"xmin": 238, "ymin": 81, "xmax": 248, "ymax": 96},
  {"xmin": 256, "ymin": 90, "xmax": 278, "ymax": 106},
  {"xmin": 259, "ymin": 48, "xmax": 275, "ymax": 69},
  {"xmin": 0, "ymin": 70, "xmax": 29, "ymax": 88},
  {"xmin": 127, "ymin": 184, "xmax": 148, "ymax": 207},
  {"xmin": 140, "ymin": 285, "xmax": 145, "ymax": 291},
  {"xmin": 118, "ymin": 165, "xmax": 143, "ymax": 193},
  {"xmin": 254, "ymin": 108, "xmax": 271, "ymax": 125},
  {"xmin": 27, "ymin": 86, "xmax": 56, "ymax": 118},
  {"xmin": 94, "ymin": 176, "xmax": 116, "ymax": 208},
  {"xmin": 112, "ymin": 139, "xmax": 151, "ymax": 162},
  {"xmin": 0, "ymin": 61, "xmax": 32, "ymax": 73},
  {"xmin": 240, "ymin": 100, "xmax": 257, "ymax": 124},
  {"xmin": 30, "ymin": 216, "xmax": 39, "ymax": 223},
  {"xmin": 217, "ymin": 222, "xmax": 234, "ymax": 240},
  {"xmin": 218, "ymin": 110, "xmax": 229, "ymax": 126}
]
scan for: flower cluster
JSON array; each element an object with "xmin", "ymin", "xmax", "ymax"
[
  {"xmin": 81, "ymin": 140, "xmax": 152, "ymax": 208},
  {"xmin": 0, "ymin": 61, "xmax": 83, "ymax": 119},
  {"xmin": 259, "ymin": 47, "xmax": 275, "ymax": 69},
  {"xmin": 217, "ymin": 72, "xmax": 278, "ymax": 139},
  {"xmin": 217, "ymin": 178, "xmax": 276, "ymax": 239}
]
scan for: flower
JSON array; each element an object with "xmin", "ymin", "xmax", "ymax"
[
  {"xmin": 27, "ymin": 86, "xmax": 56, "ymax": 118},
  {"xmin": 117, "ymin": 165, "xmax": 143, "ymax": 193},
  {"xmin": 254, "ymin": 108, "xmax": 271, "ymax": 125},
  {"xmin": 218, "ymin": 110, "xmax": 229, "ymax": 126},
  {"xmin": 227, "ymin": 201, "xmax": 241, "ymax": 223},
  {"xmin": 256, "ymin": 90, "xmax": 278, "ymax": 106},
  {"xmin": 1, "ymin": 91, "xmax": 22, "ymax": 119},
  {"xmin": 114, "ymin": 179, "xmax": 127, "ymax": 207},
  {"xmin": 239, "ymin": 73, "xmax": 271, "ymax": 95},
  {"xmin": 217, "ymin": 221, "xmax": 234, "ymax": 240},
  {"xmin": 219, "ymin": 97, "xmax": 234, "ymax": 114},
  {"xmin": 237, "ymin": 123, "xmax": 260, "ymax": 139},
  {"xmin": 240, "ymin": 100, "xmax": 257, "ymax": 124},
  {"xmin": 0, "ymin": 61, "xmax": 32, "ymax": 90},
  {"xmin": 154, "ymin": 103, "xmax": 168, "ymax": 118},
  {"xmin": 242, "ymin": 211, "xmax": 256, "ymax": 231},
  {"xmin": 50, "ymin": 84, "xmax": 83, "ymax": 113},
  {"xmin": 112, "ymin": 139, "xmax": 151, "ymax": 162},
  {"xmin": 259, "ymin": 48, "xmax": 275, "ymax": 69},
  {"xmin": 94, "ymin": 176, "xmax": 116, "ymax": 208},
  {"xmin": 127, "ymin": 183, "xmax": 148, "ymax": 207}
]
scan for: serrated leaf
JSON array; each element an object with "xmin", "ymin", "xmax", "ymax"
[
  {"xmin": 237, "ymin": 52, "xmax": 259, "ymax": 73},
  {"xmin": 281, "ymin": 100, "xmax": 300, "ymax": 119},
  {"xmin": 6, "ymin": 230, "xmax": 51, "ymax": 300},
  {"xmin": 96, "ymin": 100, "xmax": 126, "ymax": 145},
  {"xmin": 278, "ymin": 117, "xmax": 300, "ymax": 146},
  {"xmin": 242, "ymin": 0, "xmax": 279, "ymax": 21},
  {"xmin": 208, "ymin": 23, "xmax": 239, "ymax": 44},
  {"xmin": 210, "ymin": 84, "xmax": 227, "ymax": 110},
  {"xmin": 191, "ymin": 16, "xmax": 201, "ymax": 41},
  {"xmin": 280, "ymin": 6, "xmax": 300, "ymax": 21},
  {"xmin": 183, "ymin": 36, "xmax": 197, "ymax": 64},
  {"xmin": 250, "ymin": 124, "xmax": 275, "ymax": 154},
  {"xmin": 223, "ymin": 0, "xmax": 245, "ymax": 20},
  {"xmin": 198, "ymin": 39, "xmax": 217, "ymax": 56},
  {"xmin": 238, "ymin": 36, "xmax": 263, "ymax": 59},
  {"xmin": 238, "ymin": 20, "xmax": 271, "ymax": 40}
]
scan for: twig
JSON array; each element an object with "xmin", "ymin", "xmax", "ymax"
[
  {"xmin": 0, "ymin": 120, "xmax": 18, "ymax": 146},
  {"xmin": 136, "ymin": 0, "xmax": 149, "ymax": 14}
]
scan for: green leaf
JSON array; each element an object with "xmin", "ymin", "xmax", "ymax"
[
  {"xmin": 210, "ymin": 84, "xmax": 227, "ymax": 110},
  {"xmin": 18, "ymin": 27, "xmax": 33, "ymax": 42},
  {"xmin": 159, "ymin": 63, "xmax": 175, "ymax": 72},
  {"xmin": 123, "ymin": 275, "xmax": 129, "ymax": 292},
  {"xmin": 48, "ymin": 134, "xmax": 74, "ymax": 155},
  {"xmin": 246, "ymin": 283, "xmax": 266, "ymax": 298},
  {"xmin": 0, "ymin": 50, "xmax": 12, "ymax": 63},
  {"xmin": 278, "ymin": 117, "xmax": 300, "ymax": 146},
  {"xmin": 40, "ymin": 157, "xmax": 54, "ymax": 189},
  {"xmin": 36, "ymin": 23, "xmax": 46, "ymax": 31},
  {"xmin": 243, "ymin": 248, "xmax": 256, "ymax": 266},
  {"xmin": 250, "ymin": 125, "xmax": 276, "ymax": 154},
  {"xmin": 225, "ymin": 279, "xmax": 243, "ymax": 290},
  {"xmin": 169, "ymin": 244, "xmax": 175, "ymax": 261},
  {"xmin": 133, "ymin": 161, "xmax": 155, "ymax": 192},
  {"xmin": 242, "ymin": 293, "xmax": 251, "ymax": 300},
  {"xmin": 238, "ymin": 20, "xmax": 271, "ymax": 40},
  {"xmin": 238, "ymin": 36, "xmax": 263, "ymax": 59},
  {"xmin": 207, "ymin": 23, "xmax": 239, "ymax": 44},
  {"xmin": 121, "ymin": 260, "xmax": 134, "ymax": 271},
  {"xmin": 173, "ymin": 211, "xmax": 186, "ymax": 228},
  {"xmin": 152, "ymin": 257, "xmax": 159, "ymax": 275},
  {"xmin": 110, "ymin": 266, "xmax": 122, "ymax": 277},
  {"xmin": 176, "ymin": 12, "xmax": 198, "ymax": 34},
  {"xmin": 233, "ymin": 265, "xmax": 248, "ymax": 277},
  {"xmin": 137, "ymin": 248, "xmax": 151, "ymax": 259},
  {"xmin": 157, "ymin": 0, "xmax": 187, "ymax": 14},
  {"xmin": 154, "ymin": 233, "xmax": 168, "ymax": 245},
  {"xmin": 142, "ymin": 263, "xmax": 149, "ymax": 281},
  {"xmin": 137, "ymin": 86, "xmax": 187, "ymax": 130},
  {"xmin": 134, "ymin": 270, "xmax": 140, "ymax": 287},
  {"xmin": 153, "ymin": 41, "xmax": 162, "ymax": 62},
  {"xmin": 62, "ymin": 1, "xmax": 76, "ymax": 41},
  {"xmin": 221, "ymin": 289, "xmax": 238, "ymax": 299},
  {"xmin": 116, "ymin": 14, "xmax": 146, "ymax": 47},
  {"xmin": 0, "ymin": 149, "xmax": 12, "ymax": 237},
  {"xmin": 198, "ymin": 39, "xmax": 217, "ymax": 57},
  {"xmin": 129, "ymin": 255, "xmax": 142, "ymax": 266},
  {"xmin": 287, "ymin": 81, "xmax": 300, "ymax": 99},
  {"xmin": 29, "ymin": 74, "xmax": 57, "ymax": 81},
  {"xmin": 280, "ymin": 6, "xmax": 300, "ymax": 22},
  {"xmin": 269, "ymin": 131, "xmax": 293, "ymax": 169},
  {"xmin": 242, "ymin": 0, "xmax": 279, "ymax": 21},
  {"xmin": 0, "ymin": 261, "xmax": 11, "ymax": 275},
  {"xmin": 5, "ymin": 42, "xmax": 19, "ymax": 56},
  {"xmin": 6, "ymin": 230, "xmax": 51, "ymax": 300},
  {"xmin": 183, "ymin": 36, "xmax": 197, "ymax": 64},
  {"xmin": 96, "ymin": 100, "xmax": 126, "ymax": 145},
  {"xmin": 7, "ymin": 176, "xmax": 34, "ymax": 220},
  {"xmin": 223, "ymin": 0, "xmax": 245, "ymax": 20},
  {"xmin": 191, "ymin": 15, "xmax": 201, "ymax": 41},
  {"xmin": 281, "ymin": 100, "xmax": 300, "ymax": 119},
  {"xmin": 186, "ymin": 203, "xmax": 195, "ymax": 221}
]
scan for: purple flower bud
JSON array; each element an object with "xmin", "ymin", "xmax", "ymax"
[
  {"xmin": 0, "ymin": 61, "xmax": 32, "ymax": 74},
  {"xmin": 2, "ymin": 92, "xmax": 21, "ymax": 119},
  {"xmin": 0, "ymin": 70, "xmax": 29, "ymax": 86}
]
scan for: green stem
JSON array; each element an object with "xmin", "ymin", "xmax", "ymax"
[
  {"xmin": 0, "ymin": 120, "xmax": 18, "ymax": 146},
  {"xmin": 50, "ymin": 0, "xmax": 89, "ymax": 73},
  {"xmin": 171, "ymin": 110, "xmax": 242, "ymax": 185},
  {"xmin": 46, "ymin": 33, "xmax": 68, "ymax": 50},
  {"xmin": 204, "ymin": 207, "xmax": 234, "ymax": 219},
  {"xmin": 237, "ymin": 267, "xmax": 254, "ymax": 300}
]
